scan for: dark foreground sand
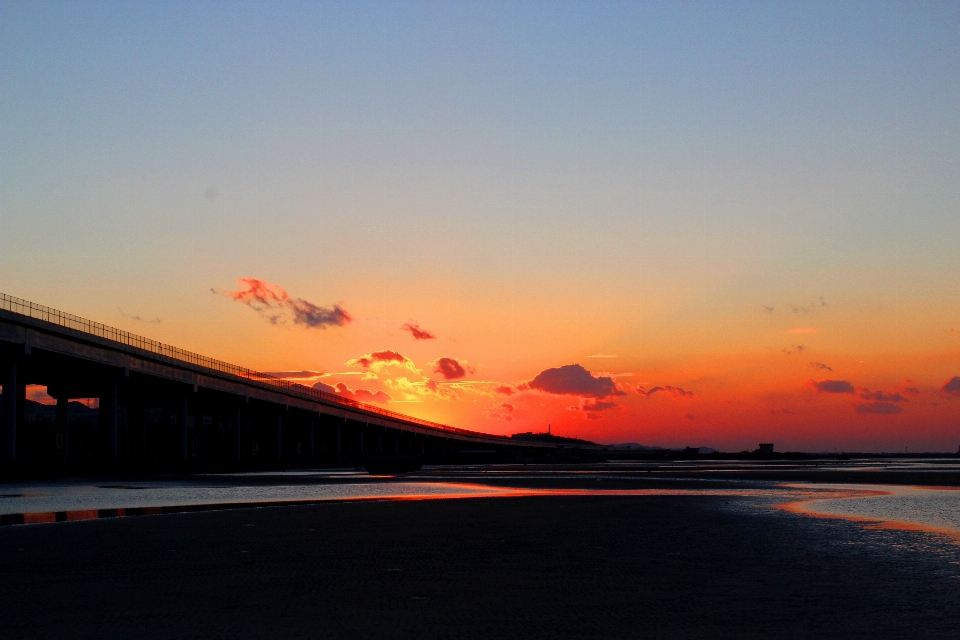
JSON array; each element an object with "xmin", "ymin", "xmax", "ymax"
[{"xmin": 2, "ymin": 494, "xmax": 958, "ymax": 639}]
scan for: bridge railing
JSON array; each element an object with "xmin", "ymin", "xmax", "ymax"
[{"xmin": 0, "ymin": 293, "xmax": 489, "ymax": 438}]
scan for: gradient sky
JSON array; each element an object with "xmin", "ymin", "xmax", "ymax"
[{"xmin": 3, "ymin": 1, "xmax": 960, "ymax": 451}]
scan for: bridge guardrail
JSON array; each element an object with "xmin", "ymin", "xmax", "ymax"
[{"xmin": 0, "ymin": 293, "xmax": 490, "ymax": 439}]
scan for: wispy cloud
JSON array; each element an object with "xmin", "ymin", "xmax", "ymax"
[
  {"xmin": 809, "ymin": 362, "xmax": 833, "ymax": 372},
  {"xmin": 587, "ymin": 354, "xmax": 618, "ymax": 358},
  {"xmin": 637, "ymin": 385, "xmax": 694, "ymax": 399},
  {"xmin": 401, "ymin": 322, "xmax": 436, "ymax": 340},
  {"xmin": 263, "ymin": 370, "xmax": 324, "ymax": 380},
  {"xmin": 118, "ymin": 307, "xmax": 161, "ymax": 324},
  {"xmin": 855, "ymin": 402, "xmax": 902, "ymax": 415},
  {"xmin": 221, "ymin": 278, "xmax": 351, "ymax": 329},
  {"xmin": 860, "ymin": 389, "xmax": 907, "ymax": 403}
]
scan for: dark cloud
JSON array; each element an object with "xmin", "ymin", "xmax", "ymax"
[
  {"xmin": 683, "ymin": 413, "xmax": 695, "ymax": 421},
  {"xmin": 941, "ymin": 377, "xmax": 960, "ymax": 397},
  {"xmin": 855, "ymin": 402, "xmax": 902, "ymax": 415},
  {"xmin": 500, "ymin": 403, "xmax": 515, "ymax": 412},
  {"xmin": 494, "ymin": 385, "xmax": 515, "ymax": 396},
  {"xmin": 347, "ymin": 350, "xmax": 410, "ymax": 368},
  {"xmin": 225, "ymin": 278, "xmax": 351, "ymax": 329},
  {"xmin": 527, "ymin": 364, "xmax": 623, "ymax": 399},
  {"xmin": 582, "ymin": 400, "xmax": 620, "ymax": 412},
  {"xmin": 782, "ymin": 344, "xmax": 806, "ymax": 355},
  {"xmin": 763, "ymin": 306, "xmax": 775, "ymax": 313},
  {"xmin": 287, "ymin": 298, "xmax": 351, "ymax": 328},
  {"xmin": 809, "ymin": 362, "xmax": 833, "ymax": 372},
  {"xmin": 334, "ymin": 382, "xmax": 391, "ymax": 403},
  {"xmin": 401, "ymin": 323, "xmax": 436, "ymax": 340},
  {"xmin": 807, "ymin": 379, "xmax": 855, "ymax": 394},
  {"xmin": 432, "ymin": 357, "xmax": 472, "ymax": 380},
  {"xmin": 860, "ymin": 390, "xmax": 907, "ymax": 403},
  {"xmin": 637, "ymin": 385, "xmax": 694, "ymax": 399}
]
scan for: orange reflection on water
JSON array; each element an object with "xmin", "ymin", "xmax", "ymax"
[{"xmin": 777, "ymin": 484, "xmax": 960, "ymax": 544}]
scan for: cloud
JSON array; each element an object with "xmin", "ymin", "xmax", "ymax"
[
  {"xmin": 488, "ymin": 402, "xmax": 515, "ymax": 421},
  {"xmin": 118, "ymin": 307, "xmax": 161, "ymax": 324},
  {"xmin": 401, "ymin": 322, "xmax": 436, "ymax": 340},
  {"xmin": 788, "ymin": 328, "xmax": 819, "ymax": 334},
  {"xmin": 224, "ymin": 278, "xmax": 351, "ymax": 329},
  {"xmin": 587, "ymin": 354, "xmax": 618, "ymax": 358},
  {"xmin": 859, "ymin": 390, "xmax": 907, "ymax": 403},
  {"xmin": 312, "ymin": 381, "xmax": 337, "ymax": 394},
  {"xmin": 763, "ymin": 306, "xmax": 775, "ymax": 313},
  {"xmin": 347, "ymin": 350, "xmax": 412, "ymax": 369},
  {"xmin": 637, "ymin": 385, "xmax": 694, "ymax": 399},
  {"xmin": 264, "ymin": 370, "xmax": 324, "ymax": 380},
  {"xmin": 807, "ymin": 379, "xmax": 855, "ymax": 394},
  {"xmin": 581, "ymin": 399, "xmax": 620, "ymax": 412},
  {"xmin": 855, "ymin": 402, "xmax": 902, "ymax": 415},
  {"xmin": 494, "ymin": 385, "xmax": 515, "ymax": 396},
  {"xmin": 334, "ymin": 382, "xmax": 391, "ymax": 403},
  {"xmin": 683, "ymin": 413, "xmax": 695, "ymax": 421},
  {"xmin": 431, "ymin": 357, "xmax": 473, "ymax": 380},
  {"xmin": 941, "ymin": 377, "xmax": 960, "ymax": 397},
  {"xmin": 809, "ymin": 362, "xmax": 833, "ymax": 372},
  {"xmin": 527, "ymin": 364, "xmax": 624, "ymax": 399},
  {"xmin": 782, "ymin": 345, "xmax": 805, "ymax": 355}
]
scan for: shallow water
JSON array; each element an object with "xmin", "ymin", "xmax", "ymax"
[{"xmin": 2, "ymin": 461, "xmax": 960, "ymax": 538}]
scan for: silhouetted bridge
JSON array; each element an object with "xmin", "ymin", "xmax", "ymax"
[{"xmin": 0, "ymin": 294, "xmax": 595, "ymax": 472}]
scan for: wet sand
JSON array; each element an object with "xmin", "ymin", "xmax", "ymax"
[{"xmin": 2, "ymin": 494, "xmax": 959, "ymax": 639}]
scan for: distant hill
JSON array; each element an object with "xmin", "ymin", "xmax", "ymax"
[{"xmin": 509, "ymin": 431, "xmax": 596, "ymax": 446}]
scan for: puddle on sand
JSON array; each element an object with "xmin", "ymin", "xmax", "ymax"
[{"xmin": 778, "ymin": 483, "xmax": 960, "ymax": 542}]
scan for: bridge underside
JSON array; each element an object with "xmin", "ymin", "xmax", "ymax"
[{"xmin": 0, "ymin": 310, "xmax": 579, "ymax": 475}]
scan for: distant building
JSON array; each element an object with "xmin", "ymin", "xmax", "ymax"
[{"xmin": 758, "ymin": 443, "xmax": 774, "ymax": 454}]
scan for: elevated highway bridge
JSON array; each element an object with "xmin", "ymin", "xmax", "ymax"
[{"xmin": 0, "ymin": 294, "xmax": 595, "ymax": 472}]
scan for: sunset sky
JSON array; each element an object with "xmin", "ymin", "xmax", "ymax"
[{"xmin": 2, "ymin": 2, "xmax": 959, "ymax": 451}]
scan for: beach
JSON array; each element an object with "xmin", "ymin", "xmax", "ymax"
[{"xmin": 2, "ymin": 487, "xmax": 959, "ymax": 639}]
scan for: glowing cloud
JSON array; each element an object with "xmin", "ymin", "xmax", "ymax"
[
  {"xmin": 224, "ymin": 278, "xmax": 351, "ymax": 329},
  {"xmin": 347, "ymin": 350, "xmax": 412, "ymax": 369},
  {"xmin": 494, "ymin": 385, "xmax": 515, "ymax": 396},
  {"xmin": 401, "ymin": 322, "xmax": 436, "ymax": 340},
  {"xmin": 334, "ymin": 382, "xmax": 391, "ymax": 403},
  {"xmin": 807, "ymin": 379, "xmax": 855, "ymax": 394},
  {"xmin": 527, "ymin": 364, "xmax": 623, "ymax": 399}
]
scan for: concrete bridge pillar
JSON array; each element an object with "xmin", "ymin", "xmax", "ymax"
[
  {"xmin": 393, "ymin": 433, "xmax": 399, "ymax": 454},
  {"xmin": 420, "ymin": 438, "xmax": 425, "ymax": 456},
  {"xmin": 377, "ymin": 430, "xmax": 382, "ymax": 454},
  {"xmin": 2, "ymin": 361, "xmax": 18, "ymax": 462},
  {"xmin": 309, "ymin": 420, "xmax": 315, "ymax": 456},
  {"xmin": 358, "ymin": 429, "xmax": 364, "ymax": 455},
  {"xmin": 336, "ymin": 425, "xmax": 341, "ymax": 455},
  {"xmin": 56, "ymin": 395, "xmax": 69, "ymax": 456},
  {"xmin": 234, "ymin": 406, "xmax": 242, "ymax": 462},
  {"xmin": 276, "ymin": 414, "xmax": 283, "ymax": 461},
  {"xmin": 104, "ymin": 381, "xmax": 118, "ymax": 462},
  {"xmin": 180, "ymin": 396, "xmax": 189, "ymax": 462}
]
